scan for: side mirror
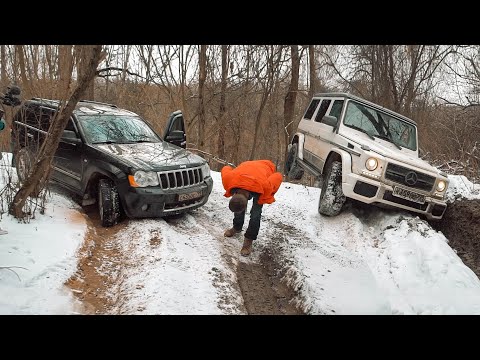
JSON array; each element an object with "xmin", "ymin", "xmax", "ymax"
[
  {"xmin": 165, "ymin": 129, "xmax": 186, "ymax": 148},
  {"xmin": 322, "ymin": 115, "xmax": 338, "ymax": 127},
  {"xmin": 61, "ymin": 130, "xmax": 82, "ymax": 145}
]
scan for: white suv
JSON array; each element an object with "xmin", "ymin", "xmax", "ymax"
[{"xmin": 285, "ymin": 93, "xmax": 449, "ymax": 220}]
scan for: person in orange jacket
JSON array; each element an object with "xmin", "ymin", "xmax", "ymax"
[{"xmin": 221, "ymin": 160, "xmax": 283, "ymax": 256}]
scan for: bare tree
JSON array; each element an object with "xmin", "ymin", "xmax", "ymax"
[
  {"xmin": 197, "ymin": 45, "xmax": 207, "ymax": 150},
  {"xmin": 0, "ymin": 45, "xmax": 6, "ymax": 85},
  {"xmin": 283, "ymin": 45, "xmax": 300, "ymax": 169},
  {"xmin": 10, "ymin": 45, "xmax": 103, "ymax": 218},
  {"xmin": 216, "ymin": 45, "xmax": 229, "ymax": 170}
]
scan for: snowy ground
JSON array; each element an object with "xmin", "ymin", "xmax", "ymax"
[{"xmin": 1, "ymin": 152, "xmax": 480, "ymax": 315}]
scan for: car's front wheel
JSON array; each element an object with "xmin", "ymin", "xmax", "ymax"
[
  {"xmin": 98, "ymin": 178, "xmax": 121, "ymax": 227},
  {"xmin": 318, "ymin": 160, "xmax": 346, "ymax": 216}
]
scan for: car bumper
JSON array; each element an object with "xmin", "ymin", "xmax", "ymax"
[
  {"xmin": 342, "ymin": 173, "xmax": 447, "ymax": 220},
  {"xmin": 119, "ymin": 177, "xmax": 213, "ymax": 218}
]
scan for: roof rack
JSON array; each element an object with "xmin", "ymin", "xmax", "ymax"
[{"xmin": 79, "ymin": 99, "xmax": 118, "ymax": 108}]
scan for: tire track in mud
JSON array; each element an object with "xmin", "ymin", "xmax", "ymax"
[
  {"xmin": 65, "ymin": 205, "xmax": 129, "ymax": 314},
  {"xmin": 193, "ymin": 207, "xmax": 304, "ymax": 315}
]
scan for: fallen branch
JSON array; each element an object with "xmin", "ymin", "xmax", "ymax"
[{"xmin": 187, "ymin": 148, "xmax": 236, "ymax": 168}]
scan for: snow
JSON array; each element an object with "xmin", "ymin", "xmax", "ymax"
[{"xmin": 1, "ymin": 152, "xmax": 480, "ymax": 315}]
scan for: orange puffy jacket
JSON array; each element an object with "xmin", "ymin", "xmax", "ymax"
[{"xmin": 221, "ymin": 160, "xmax": 283, "ymax": 205}]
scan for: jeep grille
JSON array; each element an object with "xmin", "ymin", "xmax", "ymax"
[
  {"xmin": 157, "ymin": 166, "xmax": 204, "ymax": 189},
  {"xmin": 385, "ymin": 163, "xmax": 435, "ymax": 192}
]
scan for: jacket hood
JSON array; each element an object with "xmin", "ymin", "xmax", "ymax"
[{"xmin": 94, "ymin": 141, "xmax": 205, "ymax": 171}]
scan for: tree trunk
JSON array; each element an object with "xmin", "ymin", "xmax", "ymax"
[
  {"xmin": 16, "ymin": 45, "xmax": 31, "ymax": 98},
  {"xmin": 0, "ymin": 45, "xmax": 6, "ymax": 85},
  {"xmin": 283, "ymin": 45, "xmax": 300, "ymax": 171},
  {"xmin": 75, "ymin": 46, "xmax": 95, "ymax": 100},
  {"xmin": 216, "ymin": 45, "xmax": 228, "ymax": 171},
  {"xmin": 308, "ymin": 45, "xmax": 318, "ymax": 98},
  {"xmin": 57, "ymin": 45, "xmax": 74, "ymax": 99},
  {"xmin": 10, "ymin": 45, "xmax": 103, "ymax": 219},
  {"xmin": 197, "ymin": 45, "xmax": 207, "ymax": 150}
]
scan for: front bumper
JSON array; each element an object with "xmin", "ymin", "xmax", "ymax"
[
  {"xmin": 343, "ymin": 173, "xmax": 447, "ymax": 220},
  {"xmin": 118, "ymin": 176, "xmax": 213, "ymax": 218}
]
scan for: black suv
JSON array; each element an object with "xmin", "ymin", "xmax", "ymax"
[{"xmin": 12, "ymin": 98, "xmax": 213, "ymax": 226}]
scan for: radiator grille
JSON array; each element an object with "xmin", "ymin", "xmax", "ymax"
[
  {"xmin": 385, "ymin": 163, "xmax": 435, "ymax": 192},
  {"xmin": 158, "ymin": 166, "xmax": 203, "ymax": 190}
]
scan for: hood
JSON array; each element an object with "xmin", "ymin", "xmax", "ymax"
[
  {"xmin": 345, "ymin": 133, "xmax": 441, "ymax": 175},
  {"xmin": 94, "ymin": 141, "xmax": 205, "ymax": 171}
]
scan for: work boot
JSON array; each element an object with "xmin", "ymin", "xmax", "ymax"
[
  {"xmin": 224, "ymin": 227, "xmax": 241, "ymax": 237},
  {"xmin": 240, "ymin": 237, "xmax": 253, "ymax": 256}
]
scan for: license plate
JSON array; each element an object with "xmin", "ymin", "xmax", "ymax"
[
  {"xmin": 392, "ymin": 186, "xmax": 425, "ymax": 204},
  {"xmin": 178, "ymin": 191, "xmax": 202, "ymax": 201}
]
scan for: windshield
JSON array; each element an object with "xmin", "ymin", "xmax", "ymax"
[
  {"xmin": 343, "ymin": 100, "xmax": 417, "ymax": 151},
  {"xmin": 78, "ymin": 115, "xmax": 161, "ymax": 144}
]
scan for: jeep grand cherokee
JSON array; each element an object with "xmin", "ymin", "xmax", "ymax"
[{"xmin": 12, "ymin": 98, "xmax": 213, "ymax": 226}]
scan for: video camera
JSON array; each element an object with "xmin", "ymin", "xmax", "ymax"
[{"xmin": 1, "ymin": 85, "xmax": 22, "ymax": 106}]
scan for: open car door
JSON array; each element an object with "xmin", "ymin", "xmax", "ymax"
[{"xmin": 163, "ymin": 110, "xmax": 186, "ymax": 149}]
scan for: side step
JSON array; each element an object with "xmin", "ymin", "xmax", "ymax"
[{"xmin": 297, "ymin": 158, "xmax": 322, "ymax": 178}]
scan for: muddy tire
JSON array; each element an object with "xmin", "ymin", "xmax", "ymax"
[
  {"xmin": 98, "ymin": 178, "xmax": 121, "ymax": 227},
  {"xmin": 318, "ymin": 160, "xmax": 346, "ymax": 216},
  {"xmin": 285, "ymin": 143, "xmax": 304, "ymax": 180}
]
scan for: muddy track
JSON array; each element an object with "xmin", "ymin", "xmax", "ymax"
[
  {"xmin": 236, "ymin": 249, "xmax": 303, "ymax": 315},
  {"xmin": 66, "ymin": 201, "xmax": 304, "ymax": 314},
  {"xmin": 65, "ymin": 205, "xmax": 128, "ymax": 314},
  {"xmin": 169, "ymin": 210, "xmax": 304, "ymax": 315}
]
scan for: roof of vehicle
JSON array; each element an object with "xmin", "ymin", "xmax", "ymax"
[
  {"xmin": 26, "ymin": 98, "xmax": 138, "ymax": 117},
  {"xmin": 313, "ymin": 92, "xmax": 417, "ymax": 125}
]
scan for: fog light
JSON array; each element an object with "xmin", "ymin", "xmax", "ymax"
[{"xmin": 141, "ymin": 204, "xmax": 148, "ymax": 211}]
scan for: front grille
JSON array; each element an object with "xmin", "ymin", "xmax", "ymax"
[
  {"xmin": 383, "ymin": 190, "xmax": 428, "ymax": 211},
  {"xmin": 158, "ymin": 167, "xmax": 203, "ymax": 190},
  {"xmin": 385, "ymin": 163, "xmax": 435, "ymax": 192}
]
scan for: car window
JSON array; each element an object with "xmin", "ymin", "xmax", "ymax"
[
  {"xmin": 303, "ymin": 99, "xmax": 320, "ymax": 120},
  {"xmin": 343, "ymin": 100, "xmax": 417, "ymax": 151},
  {"xmin": 170, "ymin": 116, "xmax": 184, "ymax": 132},
  {"xmin": 314, "ymin": 100, "xmax": 332, "ymax": 123},
  {"xmin": 328, "ymin": 100, "xmax": 344, "ymax": 120},
  {"xmin": 65, "ymin": 118, "xmax": 76, "ymax": 132},
  {"xmin": 78, "ymin": 115, "xmax": 161, "ymax": 144}
]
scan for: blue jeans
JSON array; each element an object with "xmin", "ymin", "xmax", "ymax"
[{"xmin": 232, "ymin": 190, "xmax": 263, "ymax": 240}]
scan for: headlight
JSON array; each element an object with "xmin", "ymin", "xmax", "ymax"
[
  {"xmin": 129, "ymin": 170, "xmax": 159, "ymax": 187},
  {"xmin": 365, "ymin": 157, "xmax": 378, "ymax": 171},
  {"xmin": 201, "ymin": 163, "xmax": 210, "ymax": 178},
  {"xmin": 436, "ymin": 180, "xmax": 446, "ymax": 192}
]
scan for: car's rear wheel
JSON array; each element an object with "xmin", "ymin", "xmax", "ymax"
[
  {"xmin": 318, "ymin": 160, "xmax": 346, "ymax": 216},
  {"xmin": 98, "ymin": 178, "xmax": 121, "ymax": 227},
  {"xmin": 286, "ymin": 143, "xmax": 304, "ymax": 180}
]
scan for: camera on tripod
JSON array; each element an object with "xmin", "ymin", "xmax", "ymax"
[{"xmin": 1, "ymin": 85, "xmax": 22, "ymax": 106}]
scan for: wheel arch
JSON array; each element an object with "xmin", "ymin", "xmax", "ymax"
[
  {"xmin": 323, "ymin": 149, "xmax": 352, "ymax": 184},
  {"xmin": 289, "ymin": 133, "xmax": 305, "ymax": 160}
]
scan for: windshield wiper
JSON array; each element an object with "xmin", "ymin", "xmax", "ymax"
[
  {"xmin": 92, "ymin": 140, "xmax": 122, "ymax": 144},
  {"xmin": 373, "ymin": 134, "xmax": 402, "ymax": 150},
  {"xmin": 375, "ymin": 113, "xmax": 402, "ymax": 149},
  {"xmin": 346, "ymin": 124, "xmax": 375, "ymax": 140}
]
